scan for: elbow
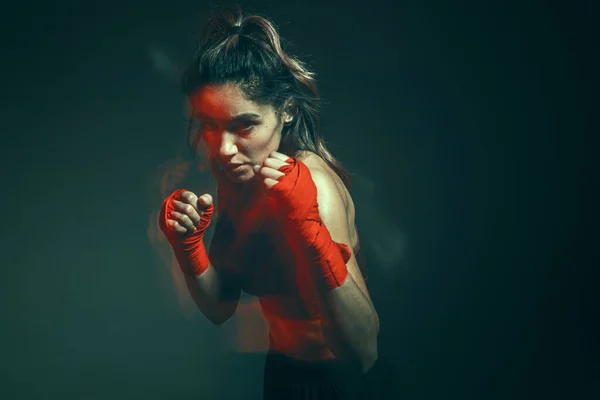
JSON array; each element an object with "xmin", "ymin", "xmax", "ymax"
[
  {"xmin": 204, "ymin": 309, "xmax": 235, "ymax": 325},
  {"xmin": 203, "ymin": 302, "xmax": 238, "ymax": 326},
  {"xmin": 361, "ymin": 337, "xmax": 379, "ymax": 373},
  {"xmin": 358, "ymin": 317, "xmax": 380, "ymax": 373},
  {"xmin": 207, "ymin": 314, "xmax": 228, "ymax": 325},
  {"xmin": 372, "ymin": 311, "xmax": 380, "ymax": 336},
  {"xmin": 324, "ymin": 323, "xmax": 379, "ymax": 373},
  {"xmin": 188, "ymin": 289, "xmax": 239, "ymax": 326},
  {"xmin": 345, "ymin": 336, "xmax": 379, "ymax": 374}
]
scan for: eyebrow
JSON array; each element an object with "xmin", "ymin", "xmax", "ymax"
[
  {"xmin": 232, "ymin": 113, "xmax": 261, "ymax": 120},
  {"xmin": 193, "ymin": 112, "xmax": 261, "ymax": 121}
]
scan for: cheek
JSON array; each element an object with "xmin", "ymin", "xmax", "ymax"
[
  {"xmin": 245, "ymin": 130, "xmax": 273, "ymax": 150},
  {"xmin": 254, "ymin": 124, "xmax": 281, "ymax": 147}
]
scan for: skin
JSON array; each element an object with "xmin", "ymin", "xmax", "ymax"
[{"xmin": 164, "ymin": 83, "xmax": 379, "ymax": 372}]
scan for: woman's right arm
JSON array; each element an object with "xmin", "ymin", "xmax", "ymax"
[
  {"xmin": 161, "ymin": 190, "xmax": 241, "ymax": 325},
  {"xmin": 183, "ymin": 262, "xmax": 241, "ymax": 325}
]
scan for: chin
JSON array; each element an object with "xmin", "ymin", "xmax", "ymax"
[
  {"xmin": 228, "ymin": 176, "xmax": 253, "ymax": 183},
  {"xmin": 225, "ymin": 167, "xmax": 255, "ymax": 183}
]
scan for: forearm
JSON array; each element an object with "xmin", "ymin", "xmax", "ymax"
[
  {"xmin": 182, "ymin": 262, "xmax": 238, "ymax": 325},
  {"xmin": 310, "ymin": 269, "xmax": 379, "ymax": 372},
  {"xmin": 289, "ymin": 229, "xmax": 379, "ymax": 370},
  {"xmin": 266, "ymin": 155, "xmax": 379, "ymax": 370},
  {"xmin": 289, "ymin": 224, "xmax": 379, "ymax": 370},
  {"xmin": 182, "ymin": 263, "xmax": 219, "ymax": 317},
  {"xmin": 159, "ymin": 188, "xmax": 238, "ymax": 324}
]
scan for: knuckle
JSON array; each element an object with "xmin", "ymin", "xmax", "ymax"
[{"xmin": 183, "ymin": 192, "xmax": 197, "ymax": 204}]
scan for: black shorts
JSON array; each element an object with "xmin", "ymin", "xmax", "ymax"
[{"xmin": 262, "ymin": 351, "xmax": 395, "ymax": 400}]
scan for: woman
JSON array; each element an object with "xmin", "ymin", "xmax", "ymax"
[{"xmin": 159, "ymin": 9, "xmax": 382, "ymax": 399}]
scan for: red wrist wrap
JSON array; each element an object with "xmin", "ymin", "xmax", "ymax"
[
  {"xmin": 159, "ymin": 189, "xmax": 214, "ymax": 277},
  {"xmin": 273, "ymin": 158, "xmax": 351, "ymax": 291}
]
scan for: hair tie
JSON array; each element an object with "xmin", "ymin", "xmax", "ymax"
[{"xmin": 228, "ymin": 25, "xmax": 244, "ymax": 36}]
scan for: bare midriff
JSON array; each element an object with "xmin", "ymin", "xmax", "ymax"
[{"xmin": 260, "ymin": 296, "xmax": 335, "ymax": 361}]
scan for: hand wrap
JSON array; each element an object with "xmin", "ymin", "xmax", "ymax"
[
  {"xmin": 271, "ymin": 158, "xmax": 351, "ymax": 291},
  {"xmin": 159, "ymin": 189, "xmax": 214, "ymax": 277}
]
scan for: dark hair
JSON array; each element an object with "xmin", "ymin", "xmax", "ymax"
[{"xmin": 181, "ymin": 8, "xmax": 351, "ymax": 189}]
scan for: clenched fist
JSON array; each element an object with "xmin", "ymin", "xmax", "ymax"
[
  {"xmin": 158, "ymin": 189, "xmax": 214, "ymax": 277},
  {"xmin": 162, "ymin": 191, "xmax": 214, "ymax": 236},
  {"xmin": 255, "ymin": 151, "xmax": 291, "ymax": 189}
]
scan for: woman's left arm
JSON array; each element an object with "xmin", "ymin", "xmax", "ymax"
[
  {"xmin": 304, "ymin": 161, "xmax": 380, "ymax": 373},
  {"xmin": 260, "ymin": 151, "xmax": 379, "ymax": 372}
]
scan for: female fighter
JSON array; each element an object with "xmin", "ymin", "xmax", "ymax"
[{"xmin": 159, "ymin": 9, "xmax": 381, "ymax": 399}]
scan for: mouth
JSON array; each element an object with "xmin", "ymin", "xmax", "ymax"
[{"xmin": 224, "ymin": 163, "xmax": 245, "ymax": 173}]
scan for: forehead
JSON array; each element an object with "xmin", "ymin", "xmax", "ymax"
[{"xmin": 188, "ymin": 83, "xmax": 268, "ymax": 119}]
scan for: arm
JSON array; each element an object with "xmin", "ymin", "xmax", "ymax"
[
  {"xmin": 301, "ymin": 159, "xmax": 380, "ymax": 373},
  {"xmin": 183, "ymin": 209, "xmax": 242, "ymax": 325},
  {"xmin": 261, "ymin": 152, "xmax": 379, "ymax": 372},
  {"xmin": 161, "ymin": 190, "xmax": 241, "ymax": 325},
  {"xmin": 182, "ymin": 261, "xmax": 241, "ymax": 325}
]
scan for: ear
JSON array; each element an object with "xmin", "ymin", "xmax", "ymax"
[{"xmin": 282, "ymin": 100, "xmax": 298, "ymax": 125}]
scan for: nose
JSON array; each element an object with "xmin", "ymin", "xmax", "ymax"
[{"xmin": 215, "ymin": 131, "xmax": 238, "ymax": 158}]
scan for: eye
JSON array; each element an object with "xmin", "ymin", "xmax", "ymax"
[{"xmin": 229, "ymin": 120, "xmax": 256, "ymax": 133}]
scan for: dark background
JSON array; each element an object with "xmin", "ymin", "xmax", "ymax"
[{"xmin": 0, "ymin": 0, "xmax": 596, "ymax": 399}]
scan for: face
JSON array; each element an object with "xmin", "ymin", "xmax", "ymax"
[{"xmin": 189, "ymin": 83, "xmax": 290, "ymax": 183}]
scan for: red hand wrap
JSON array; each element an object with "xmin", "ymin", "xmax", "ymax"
[
  {"xmin": 159, "ymin": 189, "xmax": 214, "ymax": 277},
  {"xmin": 272, "ymin": 158, "xmax": 351, "ymax": 291}
]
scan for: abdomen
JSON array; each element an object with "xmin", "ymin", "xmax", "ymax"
[{"xmin": 259, "ymin": 296, "xmax": 336, "ymax": 362}]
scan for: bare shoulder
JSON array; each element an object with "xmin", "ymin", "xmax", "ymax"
[
  {"xmin": 296, "ymin": 151, "xmax": 344, "ymax": 196},
  {"xmin": 295, "ymin": 150, "xmax": 328, "ymax": 171},
  {"xmin": 295, "ymin": 151, "xmax": 358, "ymax": 246}
]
